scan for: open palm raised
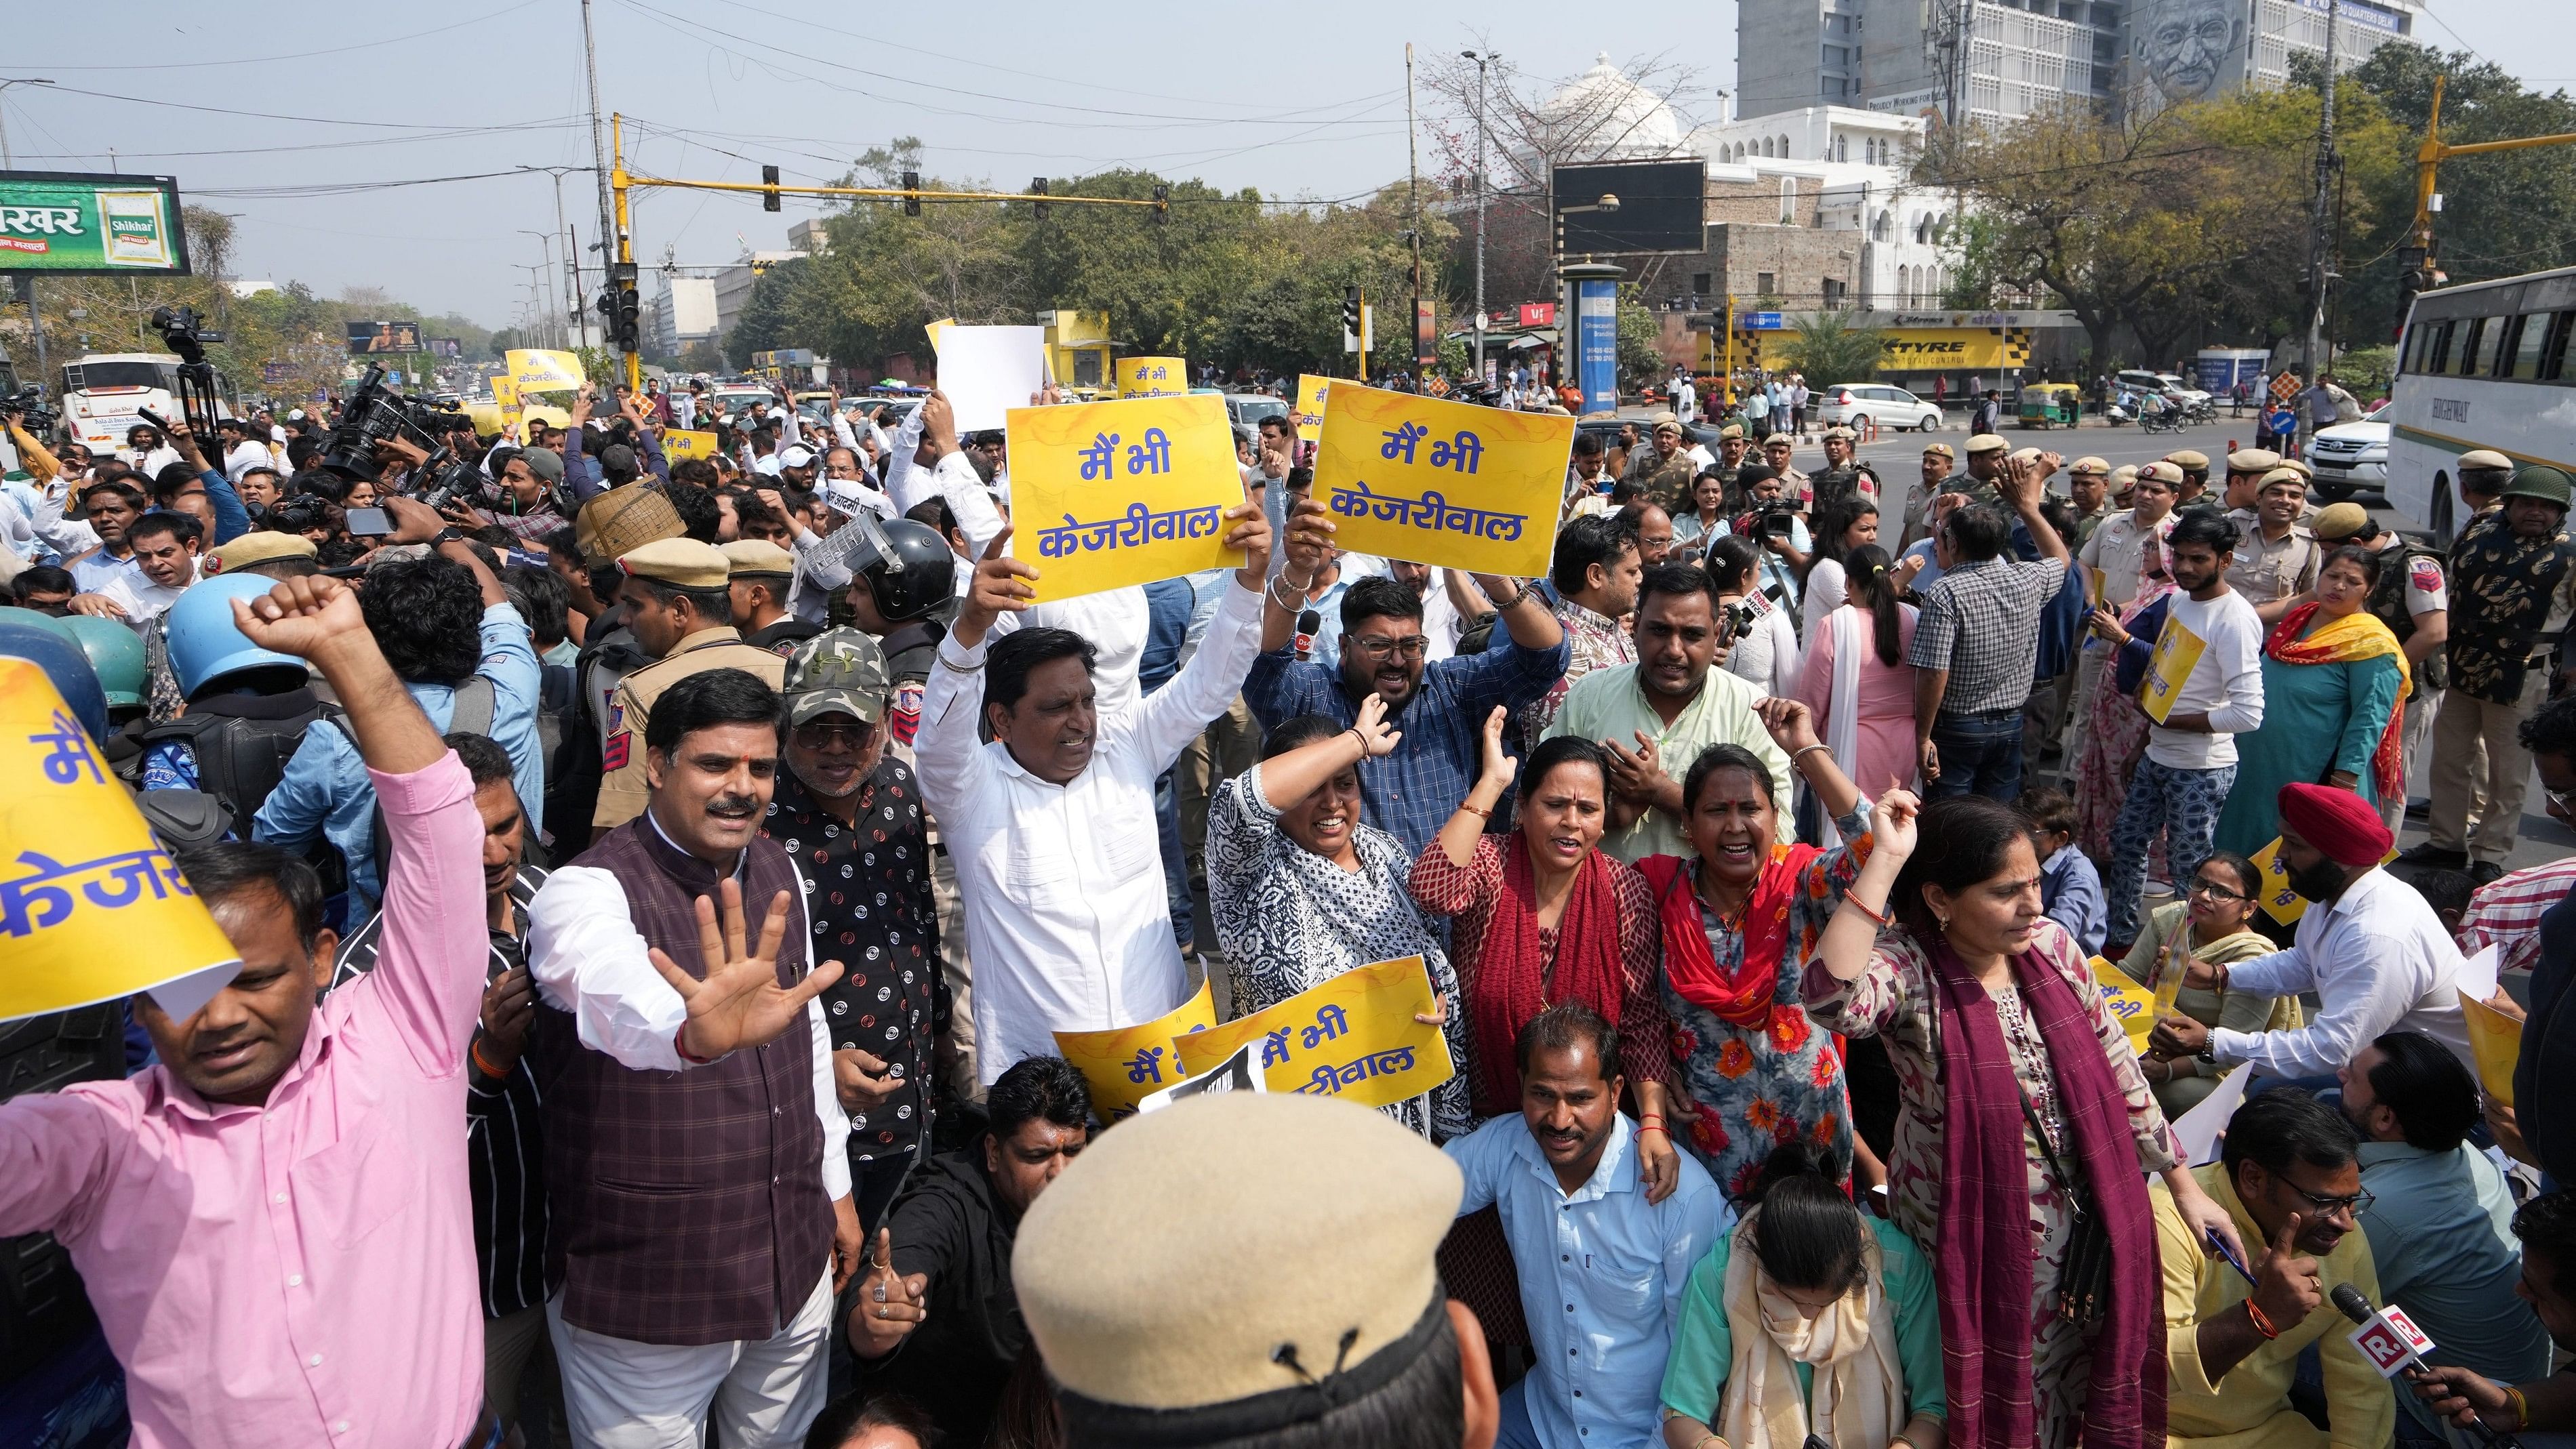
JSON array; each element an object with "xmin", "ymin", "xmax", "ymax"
[{"xmin": 649, "ymin": 879, "xmax": 845, "ymax": 1063}]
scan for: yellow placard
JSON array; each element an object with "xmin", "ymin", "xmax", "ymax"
[
  {"xmin": 2461, "ymin": 994, "xmax": 2522, "ymax": 1108},
  {"xmin": 2088, "ymin": 956, "xmax": 2160, "ymax": 1053},
  {"xmin": 1173, "ymin": 956, "xmax": 1456, "ymax": 1110},
  {"xmin": 2247, "ymin": 835, "xmax": 2400, "ymax": 925},
  {"xmin": 493, "ymin": 372, "xmax": 521, "ymax": 429},
  {"xmin": 2138, "ymin": 615, "xmax": 2207, "ymax": 724},
  {"xmin": 2086, "ymin": 565, "xmax": 2108, "ymax": 606},
  {"xmin": 0, "ymin": 661, "xmax": 243, "ymax": 1023},
  {"xmin": 1293, "ymin": 373, "xmax": 1332, "ymax": 443},
  {"xmin": 1003, "ymin": 393, "xmax": 1247, "ymax": 603},
  {"xmin": 662, "ymin": 429, "xmax": 720, "ymax": 463},
  {"xmin": 506, "ymin": 348, "xmax": 588, "ymax": 395},
  {"xmin": 1312, "ymin": 386, "xmax": 1571, "ymax": 577},
  {"xmin": 1114, "ymin": 356, "xmax": 1188, "ymax": 399},
  {"xmin": 1052, "ymin": 979, "xmax": 1218, "ymax": 1122}
]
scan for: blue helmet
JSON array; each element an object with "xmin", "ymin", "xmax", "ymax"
[
  {"xmin": 0, "ymin": 615, "xmax": 108, "ymax": 744},
  {"xmin": 163, "ymin": 574, "xmax": 306, "ymax": 702},
  {"xmin": 34, "ymin": 613, "xmax": 149, "ymax": 710}
]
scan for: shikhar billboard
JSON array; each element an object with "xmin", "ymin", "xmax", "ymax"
[{"xmin": 0, "ymin": 171, "xmax": 189, "ymax": 275}]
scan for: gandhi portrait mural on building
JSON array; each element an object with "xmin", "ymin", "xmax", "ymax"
[{"xmin": 2135, "ymin": 0, "xmax": 2241, "ymax": 105}]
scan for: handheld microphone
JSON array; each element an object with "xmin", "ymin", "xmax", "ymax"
[
  {"xmin": 1295, "ymin": 609, "xmax": 1320, "ymax": 662},
  {"xmin": 2333, "ymin": 1284, "xmax": 2522, "ymax": 1449}
]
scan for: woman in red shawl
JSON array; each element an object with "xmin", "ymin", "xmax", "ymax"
[
  {"xmin": 1634, "ymin": 697, "xmax": 1890, "ymax": 1204},
  {"xmin": 1805, "ymin": 792, "xmax": 2247, "ymax": 1449}
]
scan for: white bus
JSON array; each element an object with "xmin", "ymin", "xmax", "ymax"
[
  {"xmin": 59, "ymin": 352, "xmax": 190, "ymax": 454},
  {"xmin": 2387, "ymin": 265, "xmax": 2576, "ymax": 543}
]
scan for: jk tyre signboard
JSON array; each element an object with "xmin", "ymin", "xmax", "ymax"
[{"xmin": 0, "ymin": 171, "xmax": 190, "ymax": 275}]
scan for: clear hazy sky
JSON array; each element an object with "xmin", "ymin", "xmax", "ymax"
[{"xmin": 3, "ymin": 0, "xmax": 2558, "ymax": 327}]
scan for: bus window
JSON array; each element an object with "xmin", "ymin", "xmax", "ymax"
[
  {"xmin": 2470, "ymin": 316, "xmax": 2511, "ymax": 376},
  {"xmin": 2428, "ymin": 320, "xmax": 2456, "ymax": 374},
  {"xmin": 2545, "ymin": 312, "xmax": 2575, "ymax": 383},
  {"xmin": 2511, "ymin": 314, "xmax": 2552, "ymax": 379}
]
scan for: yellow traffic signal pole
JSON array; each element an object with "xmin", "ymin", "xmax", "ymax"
[
  {"xmin": 2410, "ymin": 75, "xmax": 2576, "ymax": 280},
  {"xmin": 608, "ymin": 113, "xmax": 1165, "ymax": 393}
]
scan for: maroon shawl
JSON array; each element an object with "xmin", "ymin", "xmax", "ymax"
[
  {"xmin": 1927, "ymin": 933, "xmax": 2165, "ymax": 1448},
  {"xmin": 1468, "ymin": 834, "xmax": 1624, "ymax": 1116}
]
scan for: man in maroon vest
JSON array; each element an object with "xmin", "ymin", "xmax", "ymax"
[{"xmin": 528, "ymin": 666, "xmax": 859, "ymax": 1446}]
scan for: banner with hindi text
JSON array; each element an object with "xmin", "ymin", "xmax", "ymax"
[
  {"xmin": 506, "ymin": 348, "xmax": 588, "ymax": 396},
  {"xmin": 2087, "ymin": 957, "xmax": 2159, "ymax": 1055},
  {"xmin": 1114, "ymin": 356, "xmax": 1188, "ymax": 399},
  {"xmin": 2247, "ymin": 835, "xmax": 2400, "ymax": 925},
  {"xmin": 1311, "ymin": 388, "xmax": 1569, "ymax": 578},
  {"xmin": 662, "ymin": 429, "xmax": 720, "ymax": 463},
  {"xmin": 1052, "ymin": 979, "xmax": 1217, "ymax": 1122},
  {"xmin": 2139, "ymin": 616, "xmax": 2207, "ymax": 725},
  {"xmin": 1004, "ymin": 393, "xmax": 1246, "ymax": 603},
  {"xmin": 1172, "ymin": 955, "xmax": 1454, "ymax": 1110},
  {"xmin": 0, "ymin": 661, "xmax": 241, "ymax": 1023},
  {"xmin": 1293, "ymin": 373, "xmax": 1332, "ymax": 443}
]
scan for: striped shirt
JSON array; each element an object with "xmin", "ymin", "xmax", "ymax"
[{"xmin": 330, "ymin": 864, "xmax": 552, "ymax": 1319}]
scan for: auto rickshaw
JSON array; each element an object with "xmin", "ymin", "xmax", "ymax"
[{"xmin": 2017, "ymin": 382, "xmax": 2085, "ymax": 428}]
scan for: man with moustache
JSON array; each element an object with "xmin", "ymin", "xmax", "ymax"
[{"xmin": 527, "ymin": 667, "xmax": 859, "ymax": 1445}]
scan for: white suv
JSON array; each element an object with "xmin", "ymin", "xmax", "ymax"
[
  {"xmin": 2306, "ymin": 403, "xmax": 2391, "ymax": 502},
  {"xmin": 2113, "ymin": 369, "xmax": 2213, "ymax": 409},
  {"xmin": 1815, "ymin": 383, "xmax": 1944, "ymax": 432}
]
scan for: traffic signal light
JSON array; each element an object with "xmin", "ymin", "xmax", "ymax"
[
  {"xmin": 2395, "ymin": 243, "xmax": 2429, "ymax": 340},
  {"xmin": 761, "ymin": 165, "xmax": 782, "ymax": 213},
  {"xmin": 1152, "ymin": 182, "xmax": 1169, "ymax": 224},
  {"xmin": 607, "ymin": 261, "xmax": 641, "ymax": 352},
  {"xmin": 1030, "ymin": 177, "xmax": 1048, "ymax": 218},
  {"xmin": 1343, "ymin": 286, "xmax": 1363, "ymax": 354},
  {"xmin": 901, "ymin": 171, "xmax": 921, "ymax": 217}
]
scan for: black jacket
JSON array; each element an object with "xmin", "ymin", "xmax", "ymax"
[{"xmin": 844, "ymin": 1150, "xmax": 1027, "ymax": 1446}]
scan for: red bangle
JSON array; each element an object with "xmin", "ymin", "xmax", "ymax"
[
  {"xmin": 675, "ymin": 1023, "xmax": 721, "ymax": 1066},
  {"xmin": 469, "ymin": 1039, "xmax": 509, "ymax": 1080},
  {"xmin": 2245, "ymin": 1298, "xmax": 2280, "ymax": 1340},
  {"xmin": 1845, "ymin": 896, "xmax": 1891, "ymax": 928}
]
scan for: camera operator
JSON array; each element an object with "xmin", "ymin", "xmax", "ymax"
[
  {"xmin": 155, "ymin": 415, "xmax": 253, "ymax": 545},
  {"xmin": 1729, "ymin": 462, "xmax": 1812, "ymax": 613}
]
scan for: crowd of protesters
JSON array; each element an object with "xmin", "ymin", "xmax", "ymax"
[{"xmin": 0, "ymin": 368, "xmax": 2573, "ymax": 1449}]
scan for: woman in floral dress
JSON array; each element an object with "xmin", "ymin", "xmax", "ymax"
[
  {"xmin": 1205, "ymin": 697, "xmax": 1469, "ymax": 1142},
  {"xmin": 1803, "ymin": 792, "xmax": 2245, "ymax": 1449},
  {"xmin": 1636, "ymin": 698, "xmax": 1887, "ymax": 1204}
]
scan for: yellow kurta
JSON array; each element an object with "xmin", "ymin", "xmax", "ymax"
[{"xmin": 2153, "ymin": 1164, "xmax": 2396, "ymax": 1449}]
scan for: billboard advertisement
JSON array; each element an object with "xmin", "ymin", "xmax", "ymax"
[
  {"xmin": 1575, "ymin": 279, "xmax": 1620, "ymax": 413},
  {"xmin": 1551, "ymin": 161, "xmax": 1706, "ymax": 255},
  {"xmin": 347, "ymin": 321, "xmax": 423, "ymax": 355},
  {"xmin": 0, "ymin": 171, "xmax": 189, "ymax": 275}
]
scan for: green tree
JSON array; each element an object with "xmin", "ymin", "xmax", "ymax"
[
  {"xmin": 1615, "ymin": 286, "xmax": 1662, "ymax": 389},
  {"xmin": 1775, "ymin": 312, "xmax": 1887, "ymax": 384}
]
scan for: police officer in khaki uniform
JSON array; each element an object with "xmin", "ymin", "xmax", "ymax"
[
  {"xmin": 721, "ymin": 538, "xmax": 824, "ymax": 656},
  {"xmin": 2217, "ymin": 448, "xmax": 2281, "ymax": 514},
  {"xmin": 591, "ymin": 536, "xmax": 790, "ymax": 837},
  {"xmin": 2066, "ymin": 455, "xmax": 2114, "ymax": 550},
  {"xmin": 1953, "ymin": 432, "xmax": 2009, "ymax": 509},
  {"xmin": 2405, "ymin": 464, "xmax": 2576, "ymax": 882},
  {"xmin": 2166, "ymin": 448, "xmax": 2214, "ymax": 510},
  {"xmin": 1810, "ymin": 425, "xmax": 1880, "ymax": 516},
  {"xmin": 2224, "ymin": 466, "xmax": 2322, "ymax": 622}
]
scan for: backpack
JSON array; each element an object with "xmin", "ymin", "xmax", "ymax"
[{"xmin": 134, "ymin": 693, "xmax": 338, "ymax": 823}]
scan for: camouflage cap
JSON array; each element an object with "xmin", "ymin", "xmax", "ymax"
[{"xmin": 782, "ymin": 626, "xmax": 889, "ymax": 725}]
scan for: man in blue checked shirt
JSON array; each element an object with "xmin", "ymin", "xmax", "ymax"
[{"xmin": 1244, "ymin": 495, "xmax": 1570, "ymax": 857}]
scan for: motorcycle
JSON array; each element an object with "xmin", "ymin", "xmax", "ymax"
[{"xmin": 2139, "ymin": 406, "xmax": 2182, "ymax": 434}]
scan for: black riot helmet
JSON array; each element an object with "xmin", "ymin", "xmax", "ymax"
[{"xmin": 834, "ymin": 515, "xmax": 957, "ymax": 624}]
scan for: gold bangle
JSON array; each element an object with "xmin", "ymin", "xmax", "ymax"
[
  {"xmin": 1457, "ymin": 802, "xmax": 1491, "ymax": 819},
  {"xmin": 2504, "ymin": 1385, "xmax": 2529, "ymax": 1431}
]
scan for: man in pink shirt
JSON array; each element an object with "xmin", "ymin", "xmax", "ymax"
[{"xmin": 0, "ymin": 574, "xmax": 496, "ymax": 1448}]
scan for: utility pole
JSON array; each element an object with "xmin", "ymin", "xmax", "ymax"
[
  {"xmin": 580, "ymin": 0, "xmax": 616, "ymax": 321},
  {"xmin": 1465, "ymin": 52, "xmax": 1491, "ymax": 386},
  {"xmin": 2303, "ymin": 0, "xmax": 2341, "ymax": 381},
  {"xmin": 1407, "ymin": 43, "xmax": 1424, "ymax": 381},
  {"xmin": 0, "ymin": 78, "xmax": 56, "ymax": 393}
]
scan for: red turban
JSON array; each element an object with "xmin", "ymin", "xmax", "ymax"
[{"xmin": 2276, "ymin": 782, "xmax": 2392, "ymax": 868}]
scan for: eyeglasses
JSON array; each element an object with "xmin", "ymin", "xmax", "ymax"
[
  {"xmin": 792, "ymin": 722, "xmax": 877, "ymax": 749},
  {"xmin": 2187, "ymin": 876, "xmax": 2251, "ymax": 903},
  {"xmin": 1350, "ymin": 634, "xmax": 1428, "ymax": 659},
  {"xmin": 2282, "ymin": 1181, "xmax": 2373, "ymax": 1219},
  {"xmin": 2547, "ymin": 784, "xmax": 2576, "ymax": 815}
]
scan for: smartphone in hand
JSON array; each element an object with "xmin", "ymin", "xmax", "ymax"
[{"xmin": 344, "ymin": 506, "xmax": 394, "ymax": 537}]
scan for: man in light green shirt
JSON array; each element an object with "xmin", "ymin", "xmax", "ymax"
[{"xmin": 1544, "ymin": 563, "xmax": 1794, "ymax": 862}]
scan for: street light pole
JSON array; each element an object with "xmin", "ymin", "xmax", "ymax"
[
  {"xmin": 1464, "ymin": 52, "xmax": 1490, "ymax": 386},
  {"xmin": 0, "ymin": 78, "xmax": 58, "ymax": 394},
  {"xmin": 2303, "ymin": 0, "xmax": 2342, "ymax": 382}
]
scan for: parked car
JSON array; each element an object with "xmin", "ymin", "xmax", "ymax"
[
  {"xmin": 2113, "ymin": 369, "xmax": 2213, "ymax": 409},
  {"xmin": 1815, "ymin": 383, "xmax": 1944, "ymax": 433},
  {"xmin": 1224, "ymin": 394, "xmax": 1289, "ymax": 429},
  {"xmin": 2306, "ymin": 402, "xmax": 2391, "ymax": 502}
]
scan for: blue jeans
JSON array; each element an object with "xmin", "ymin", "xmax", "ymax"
[
  {"xmin": 2105, "ymin": 758, "xmax": 2236, "ymax": 944},
  {"xmin": 1927, "ymin": 708, "xmax": 2026, "ymax": 803},
  {"xmin": 1493, "ymin": 1379, "xmax": 1544, "ymax": 1449}
]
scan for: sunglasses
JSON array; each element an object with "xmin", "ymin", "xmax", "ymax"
[{"xmin": 792, "ymin": 721, "xmax": 877, "ymax": 748}]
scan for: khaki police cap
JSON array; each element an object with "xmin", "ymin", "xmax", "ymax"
[
  {"xmin": 2139, "ymin": 461, "xmax": 2185, "ymax": 485},
  {"xmin": 1823, "ymin": 426, "xmax": 1856, "ymax": 441},
  {"xmin": 2070, "ymin": 455, "xmax": 2110, "ymax": 476},
  {"xmin": 1718, "ymin": 424, "xmax": 1746, "ymax": 441},
  {"xmin": 202, "ymin": 531, "xmax": 318, "ymax": 575},
  {"xmin": 2110, "ymin": 464, "xmax": 2140, "ymax": 488},
  {"xmin": 1964, "ymin": 433, "xmax": 2009, "ymax": 455},
  {"xmin": 2459, "ymin": 449, "xmax": 2514, "ymax": 472},
  {"xmin": 1015, "ymin": 1093, "xmax": 1461, "ymax": 1433},
  {"xmin": 2226, "ymin": 449, "xmax": 2282, "ymax": 474},
  {"xmin": 1921, "ymin": 441, "xmax": 1956, "ymax": 460},
  {"xmin": 1651, "ymin": 411, "xmax": 1681, "ymax": 431},
  {"xmin": 2277, "ymin": 457, "xmax": 2313, "ymax": 479},
  {"xmin": 2258, "ymin": 466, "xmax": 2308, "ymax": 491},
  {"xmin": 2311, "ymin": 502, "xmax": 2375, "ymax": 542},
  {"xmin": 618, "ymin": 537, "xmax": 729, "ymax": 589},
  {"xmin": 718, "ymin": 539, "xmax": 797, "ymax": 579},
  {"xmin": 2165, "ymin": 449, "xmax": 2210, "ymax": 472}
]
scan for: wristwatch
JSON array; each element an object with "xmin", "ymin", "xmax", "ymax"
[{"xmin": 429, "ymin": 527, "xmax": 464, "ymax": 548}]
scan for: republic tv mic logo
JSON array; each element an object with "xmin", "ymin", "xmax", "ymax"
[{"xmin": 2343, "ymin": 1295, "xmax": 2436, "ymax": 1376}]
